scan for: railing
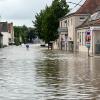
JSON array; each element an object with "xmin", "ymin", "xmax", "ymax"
[{"xmin": 58, "ymin": 27, "xmax": 68, "ymax": 32}]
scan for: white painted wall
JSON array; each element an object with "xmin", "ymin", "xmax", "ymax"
[
  {"xmin": 1, "ymin": 32, "xmax": 11, "ymax": 46},
  {"xmin": 60, "ymin": 16, "xmax": 76, "ymax": 41},
  {"xmin": 59, "ymin": 14, "xmax": 88, "ymax": 51},
  {"xmin": 77, "ymin": 27, "xmax": 97, "ymax": 54}
]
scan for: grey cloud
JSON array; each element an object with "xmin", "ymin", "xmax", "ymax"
[
  {"xmin": 0, "ymin": 0, "xmax": 81, "ymax": 27},
  {"xmin": 0, "ymin": 0, "xmax": 52, "ymax": 20}
]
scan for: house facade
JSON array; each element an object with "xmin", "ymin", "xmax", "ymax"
[
  {"xmin": 8, "ymin": 23, "xmax": 14, "ymax": 44},
  {"xmin": 57, "ymin": 0, "xmax": 100, "ymax": 55},
  {"xmin": 77, "ymin": 11, "xmax": 100, "ymax": 55},
  {"xmin": 0, "ymin": 22, "xmax": 14, "ymax": 47},
  {"xmin": 58, "ymin": 13, "xmax": 88, "ymax": 51}
]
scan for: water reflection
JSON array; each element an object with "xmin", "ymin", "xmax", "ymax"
[
  {"xmin": 0, "ymin": 45, "xmax": 100, "ymax": 100},
  {"xmin": 35, "ymin": 50, "xmax": 100, "ymax": 100}
]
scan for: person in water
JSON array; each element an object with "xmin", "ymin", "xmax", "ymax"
[{"xmin": 26, "ymin": 44, "xmax": 29, "ymax": 50}]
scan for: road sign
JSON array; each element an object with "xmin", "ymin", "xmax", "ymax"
[{"xmin": 85, "ymin": 31, "xmax": 91, "ymax": 48}]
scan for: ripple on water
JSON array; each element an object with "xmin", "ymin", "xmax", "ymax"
[{"xmin": 0, "ymin": 45, "xmax": 100, "ymax": 100}]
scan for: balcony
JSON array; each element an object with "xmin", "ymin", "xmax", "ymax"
[{"xmin": 58, "ymin": 27, "xmax": 68, "ymax": 33}]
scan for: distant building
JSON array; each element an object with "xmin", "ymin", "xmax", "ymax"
[
  {"xmin": 0, "ymin": 33, "xmax": 3, "ymax": 48},
  {"xmin": 8, "ymin": 23, "xmax": 14, "ymax": 44},
  {"xmin": 0, "ymin": 22, "xmax": 14, "ymax": 47}
]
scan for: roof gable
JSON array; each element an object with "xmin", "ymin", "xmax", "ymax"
[
  {"xmin": 76, "ymin": 0, "xmax": 100, "ymax": 14},
  {"xmin": 77, "ymin": 18, "xmax": 100, "ymax": 29}
]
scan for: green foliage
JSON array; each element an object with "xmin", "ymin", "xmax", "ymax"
[
  {"xmin": 14, "ymin": 25, "xmax": 36, "ymax": 45},
  {"xmin": 28, "ymin": 28, "xmax": 37, "ymax": 43},
  {"xmin": 33, "ymin": 0, "xmax": 69, "ymax": 43},
  {"xmin": 14, "ymin": 37, "xmax": 20, "ymax": 46}
]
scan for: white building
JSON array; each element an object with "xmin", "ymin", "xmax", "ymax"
[
  {"xmin": 1, "ymin": 32, "xmax": 11, "ymax": 46},
  {"xmin": 0, "ymin": 22, "xmax": 14, "ymax": 47}
]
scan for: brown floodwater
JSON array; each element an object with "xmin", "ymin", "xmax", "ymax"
[{"xmin": 0, "ymin": 44, "xmax": 100, "ymax": 100}]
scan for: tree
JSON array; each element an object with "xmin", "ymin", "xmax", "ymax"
[
  {"xmin": 14, "ymin": 26, "xmax": 22, "ymax": 45},
  {"xmin": 33, "ymin": 0, "xmax": 69, "ymax": 43},
  {"xmin": 21, "ymin": 25, "xmax": 28, "ymax": 43},
  {"xmin": 33, "ymin": 10, "xmax": 45, "ymax": 39},
  {"xmin": 28, "ymin": 28, "xmax": 37, "ymax": 43},
  {"xmin": 14, "ymin": 25, "xmax": 36, "ymax": 45}
]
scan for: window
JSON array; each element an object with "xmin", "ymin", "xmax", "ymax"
[
  {"xmin": 60, "ymin": 22, "xmax": 62, "ymax": 27},
  {"xmin": 64, "ymin": 20, "xmax": 67, "ymax": 27},
  {"xmin": 71, "ymin": 18, "xmax": 72, "ymax": 25},
  {"xmin": 9, "ymin": 38, "xmax": 11, "ymax": 43},
  {"xmin": 80, "ymin": 17, "xmax": 85, "ymax": 20},
  {"xmin": 82, "ymin": 32, "xmax": 83, "ymax": 45},
  {"xmin": 79, "ymin": 32, "xmax": 81, "ymax": 44},
  {"xmin": 80, "ymin": 17, "xmax": 85, "ymax": 21},
  {"xmin": 67, "ymin": 20, "xmax": 69, "ymax": 26},
  {"xmin": 79, "ymin": 32, "xmax": 85, "ymax": 46}
]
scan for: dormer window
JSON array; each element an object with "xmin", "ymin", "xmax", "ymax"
[
  {"xmin": 90, "ymin": 11, "xmax": 100, "ymax": 21},
  {"xmin": 67, "ymin": 20, "xmax": 69, "ymax": 26},
  {"xmin": 80, "ymin": 17, "xmax": 85, "ymax": 20}
]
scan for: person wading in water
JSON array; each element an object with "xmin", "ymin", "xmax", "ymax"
[{"xmin": 26, "ymin": 44, "xmax": 29, "ymax": 50}]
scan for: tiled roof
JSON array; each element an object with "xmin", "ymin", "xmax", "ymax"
[
  {"xmin": 76, "ymin": 0, "xmax": 100, "ymax": 29},
  {"xmin": 60, "ymin": 0, "xmax": 100, "ymax": 20},
  {"xmin": 77, "ymin": 18, "xmax": 100, "ymax": 28},
  {"xmin": 76, "ymin": 0, "xmax": 100, "ymax": 14},
  {"xmin": 59, "ymin": 12, "xmax": 75, "ymax": 20}
]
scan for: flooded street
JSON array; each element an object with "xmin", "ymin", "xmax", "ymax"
[{"xmin": 0, "ymin": 45, "xmax": 100, "ymax": 100}]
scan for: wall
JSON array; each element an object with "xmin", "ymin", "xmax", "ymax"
[
  {"xmin": 74, "ymin": 15, "xmax": 88, "ymax": 51},
  {"xmin": 58, "ymin": 14, "xmax": 88, "ymax": 51},
  {"xmin": 0, "ymin": 35, "xmax": 3, "ymax": 47},
  {"xmin": 8, "ymin": 23, "xmax": 14, "ymax": 44},
  {"xmin": 77, "ymin": 28, "xmax": 94, "ymax": 53},
  {"xmin": 1, "ymin": 32, "xmax": 11, "ymax": 46}
]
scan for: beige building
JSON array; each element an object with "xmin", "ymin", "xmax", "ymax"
[
  {"xmin": 77, "ymin": 10, "xmax": 100, "ymax": 55},
  {"xmin": 58, "ymin": 13, "xmax": 88, "ymax": 51},
  {"xmin": 56, "ymin": 0, "xmax": 100, "ymax": 55},
  {"xmin": 8, "ymin": 23, "xmax": 14, "ymax": 44}
]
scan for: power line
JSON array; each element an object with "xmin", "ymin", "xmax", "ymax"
[
  {"xmin": 67, "ymin": 2, "xmax": 81, "ymax": 6},
  {"xmin": 67, "ymin": 0, "xmax": 84, "ymax": 11},
  {"xmin": 73, "ymin": 0, "xmax": 83, "ymax": 8}
]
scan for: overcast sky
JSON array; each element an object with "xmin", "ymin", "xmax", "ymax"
[{"xmin": 0, "ymin": 0, "xmax": 85, "ymax": 27}]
